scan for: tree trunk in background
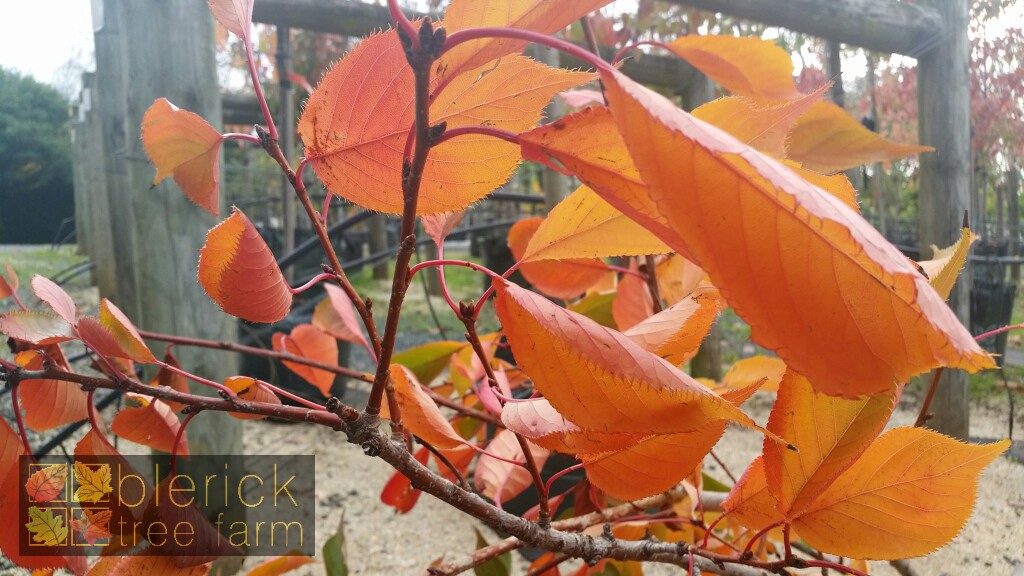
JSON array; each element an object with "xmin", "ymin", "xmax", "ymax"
[
  {"xmin": 917, "ymin": 0, "xmax": 971, "ymax": 440},
  {"xmin": 538, "ymin": 45, "xmax": 569, "ymax": 212},
  {"xmin": 369, "ymin": 215, "xmax": 389, "ymax": 279},
  {"xmin": 1010, "ymin": 167, "xmax": 1021, "ymax": 283},
  {"xmin": 684, "ymin": 73, "xmax": 723, "ymax": 381},
  {"xmin": 97, "ymin": 0, "xmax": 240, "ymax": 453}
]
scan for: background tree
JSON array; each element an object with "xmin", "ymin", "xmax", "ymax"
[{"xmin": 0, "ymin": 67, "xmax": 74, "ymax": 243}]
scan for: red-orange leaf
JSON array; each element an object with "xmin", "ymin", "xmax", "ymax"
[
  {"xmin": 207, "ymin": 0, "xmax": 253, "ymax": 41},
  {"xmin": 142, "ymin": 98, "xmax": 224, "ymax": 215},
  {"xmin": 198, "ymin": 208, "xmax": 292, "ymax": 323},
  {"xmin": 382, "ymin": 365, "xmax": 465, "ymax": 450},
  {"xmin": 623, "ymin": 286, "xmax": 722, "ymax": 365},
  {"xmin": 422, "ymin": 211, "xmax": 466, "ymax": 246},
  {"xmin": 0, "ymin": 310, "xmax": 74, "ymax": 345},
  {"xmin": 25, "ymin": 464, "xmax": 67, "ymax": 502},
  {"xmin": 785, "ymin": 101, "xmax": 933, "ymax": 174},
  {"xmin": 300, "ymin": 30, "xmax": 592, "ymax": 215},
  {"xmin": 720, "ymin": 356, "xmax": 785, "ymax": 393},
  {"xmin": 312, "ymin": 284, "xmax": 367, "ymax": 347},
  {"xmin": 721, "ymin": 456, "xmax": 784, "ymax": 532},
  {"xmin": 791, "ymin": 428, "xmax": 1009, "ymax": 559},
  {"xmin": 611, "ymin": 265, "xmax": 653, "ymax": 330},
  {"xmin": 97, "ymin": 299, "xmax": 156, "ymax": 363},
  {"xmin": 381, "ymin": 447, "xmax": 430, "ymax": 514},
  {"xmin": 588, "ymin": 69, "xmax": 992, "ymax": 396},
  {"xmin": 763, "ymin": 371, "xmax": 898, "ymax": 518},
  {"xmin": 110, "ymin": 394, "xmax": 187, "ymax": 455},
  {"xmin": 664, "ymin": 35, "xmax": 802, "ymax": 102},
  {"xmin": 437, "ymin": 0, "xmax": 613, "ymax": 82},
  {"xmin": 508, "ymin": 217, "xmax": 607, "ymax": 299},
  {"xmin": 0, "ymin": 263, "xmax": 16, "ymax": 299},
  {"xmin": 224, "ymin": 376, "xmax": 282, "ymax": 420},
  {"xmin": 31, "ymin": 275, "xmax": 76, "ymax": 325},
  {"xmin": 524, "ymin": 185, "xmax": 670, "ymax": 262},
  {"xmin": 272, "ymin": 324, "xmax": 337, "ymax": 397},
  {"xmin": 148, "ymin": 351, "xmax": 191, "ymax": 412},
  {"xmin": 493, "ymin": 279, "xmax": 781, "ymax": 440},
  {"xmin": 16, "ymin": 348, "xmax": 88, "ymax": 431},
  {"xmin": 474, "ymin": 429, "xmax": 550, "ymax": 504},
  {"xmin": 245, "ymin": 554, "xmax": 315, "ymax": 576}
]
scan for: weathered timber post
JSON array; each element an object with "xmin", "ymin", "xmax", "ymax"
[
  {"xmin": 538, "ymin": 45, "xmax": 569, "ymax": 212},
  {"xmin": 70, "ymin": 71, "xmax": 118, "ymax": 297},
  {"xmin": 277, "ymin": 26, "xmax": 297, "ymax": 280},
  {"xmin": 94, "ymin": 0, "xmax": 240, "ymax": 454},
  {"xmin": 917, "ymin": 0, "xmax": 972, "ymax": 439}
]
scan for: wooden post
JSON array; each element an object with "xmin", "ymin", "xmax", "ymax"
[
  {"xmin": 825, "ymin": 40, "xmax": 845, "ymax": 108},
  {"xmin": 369, "ymin": 215, "xmax": 389, "ymax": 279},
  {"xmin": 917, "ymin": 0, "xmax": 971, "ymax": 439},
  {"xmin": 1010, "ymin": 167, "xmax": 1021, "ymax": 283},
  {"xmin": 277, "ymin": 26, "xmax": 297, "ymax": 280},
  {"xmin": 98, "ymin": 0, "xmax": 240, "ymax": 455},
  {"xmin": 538, "ymin": 45, "xmax": 569, "ymax": 212}
]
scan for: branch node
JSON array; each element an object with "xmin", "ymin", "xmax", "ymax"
[
  {"xmin": 601, "ymin": 523, "xmax": 614, "ymax": 541},
  {"xmin": 362, "ymin": 439, "xmax": 381, "ymax": 457},
  {"xmin": 428, "ymin": 121, "xmax": 448, "ymax": 146}
]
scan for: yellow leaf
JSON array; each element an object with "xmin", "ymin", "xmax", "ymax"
[
  {"xmin": 692, "ymin": 86, "xmax": 826, "ymax": 156},
  {"xmin": 508, "ymin": 218, "xmax": 607, "ymax": 299},
  {"xmin": 665, "ymin": 35, "xmax": 802, "ymax": 101},
  {"xmin": 523, "ymin": 185, "xmax": 670, "ymax": 261},
  {"xmin": 785, "ymin": 101, "xmax": 933, "ymax": 173},
  {"xmin": 720, "ymin": 356, "xmax": 786, "ymax": 393},
  {"xmin": 73, "ymin": 462, "xmax": 112, "ymax": 504},
  {"xmin": 918, "ymin": 226, "xmax": 975, "ymax": 300},
  {"xmin": 793, "ymin": 428, "xmax": 1009, "ymax": 559}
]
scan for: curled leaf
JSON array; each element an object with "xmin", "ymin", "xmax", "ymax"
[
  {"xmin": 110, "ymin": 394, "xmax": 188, "ymax": 455},
  {"xmin": 224, "ymin": 376, "xmax": 282, "ymax": 420},
  {"xmin": 206, "ymin": 0, "xmax": 254, "ymax": 41},
  {"xmin": 474, "ymin": 429, "xmax": 550, "ymax": 503},
  {"xmin": 198, "ymin": 208, "xmax": 292, "ymax": 323},
  {"xmin": 382, "ymin": 365, "xmax": 465, "ymax": 450},
  {"xmin": 142, "ymin": 98, "xmax": 224, "ymax": 216},
  {"xmin": 98, "ymin": 299, "xmax": 156, "ymax": 363},
  {"xmin": 272, "ymin": 324, "xmax": 338, "ymax": 397},
  {"xmin": 623, "ymin": 286, "xmax": 722, "ymax": 365},
  {"xmin": 918, "ymin": 226, "xmax": 975, "ymax": 300}
]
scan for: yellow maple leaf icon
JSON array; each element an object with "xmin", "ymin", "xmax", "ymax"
[{"xmin": 73, "ymin": 462, "xmax": 112, "ymax": 503}]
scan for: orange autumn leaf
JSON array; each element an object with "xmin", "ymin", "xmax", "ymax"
[
  {"xmin": 148, "ymin": 351, "xmax": 191, "ymax": 412},
  {"xmin": 785, "ymin": 161, "xmax": 860, "ymax": 212},
  {"xmin": 382, "ymin": 365, "xmax": 465, "ymax": 450},
  {"xmin": 918, "ymin": 225, "xmax": 974, "ymax": 300},
  {"xmin": 15, "ymin": 348, "xmax": 88, "ymax": 431},
  {"xmin": 71, "ymin": 508, "xmax": 112, "ymax": 545},
  {"xmin": 437, "ymin": 0, "xmax": 613, "ymax": 82},
  {"xmin": 656, "ymin": 255, "xmax": 706, "ymax": 305},
  {"xmin": 97, "ymin": 299, "xmax": 156, "ymax": 363},
  {"xmin": 312, "ymin": 284, "xmax": 368, "ymax": 347},
  {"xmin": 25, "ymin": 464, "xmax": 67, "ymax": 502},
  {"xmin": 493, "ymin": 279, "xmax": 784, "ymax": 442},
  {"xmin": 721, "ymin": 455, "xmax": 785, "ymax": 532},
  {"xmin": 245, "ymin": 554, "xmax": 315, "ymax": 576},
  {"xmin": 664, "ymin": 35, "xmax": 802, "ymax": 102},
  {"xmin": 611, "ymin": 264, "xmax": 653, "ymax": 330},
  {"xmin": 224, "ymin": 376, "xmax": 282, "ymax": 420},
  {"xmin": 524, "ymin": 185, "xmax": 669, "ymax": 262},
  {"xmin": 110, "ymin": 394, "xmax": 188, "ymax": 455},
  {"xmin": 474, "ymin": 429, "xmax": 550, "ymax": 504},
  {"xmin": 198, "ymin": 208, "xmax": 292, "ymax": 323},
  {"xmin": 381, "ymin": 447, "xmax": 430, "ymax": 514},
  {"xmin": 299, "ymin": 30, "xmax": 591, "ymax": 215},
  {"xmin": 589, "ymin": 68, "xmax": 992, "ymax": 396},
  {"xmin": 142, "ymin": 98, "xmax": 224, "ymax": 216},
  {"xmin": 502, "ymin": 397, "xmax": 726, "ymax": 500},
  {"xmin": 623, "ymin": 286, "xmax": 722, "ymax": 365},
  {"xmin": 791, "ymin": 428, "xmax": 1009, "ymax": 560},
  {"xmin": 508, "ymin": 217, "xmax": 607, "ymax": 299},
  {"xmin": 272, "ymin": 324, "xmax": 338, "ymax": 397},
  {"xmin": 785, "ymin": 101, "xmax": 933, "ymax": 174},
  {"xmin": 720, "ymin": 356, "xmax": 786, "ymax": 393},
  {"xmin": 0, "ymin": 310, "xmax": 75, "ymax": 346},
  {"xmin": 763, "ymin": 371, "xmax": 898, "ymax": 518},
  {"xmin": 206, "ymin": 0, "xmax": 254, "ymax": 41},
  {"xmin": 691, "ymin": 85, "xmax": 827, "ymax": 157}
]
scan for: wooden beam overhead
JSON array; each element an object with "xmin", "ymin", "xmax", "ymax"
[
  {"xmin": 251, "ymin": 0, "xmax": 696, "ymax": 91},
  {"xmin": 664, "ymin": 0, "xmax": 945, "ymax": 56}
]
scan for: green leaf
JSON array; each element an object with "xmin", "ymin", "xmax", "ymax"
[
  {"xmin": 473, "ymin": 528, "xmax": 511, "ymax": 576},
  {"xmin": 392, "ymin": 341, "xmax": 465, "ymax": 384},
  {"xmin": 702, "ymin": 472, "xmax": 731, "ymax": 493},
  {"xmin": 25, "ymin": 506, "xmax": 68, "ymax": 546},
  {"xmin": 568, "ymin": 292, "xmax": 617, "ymax": 328},
  {"xmin": 322, "ymin": 512, "xmax": 348, "ymax": 576}
]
